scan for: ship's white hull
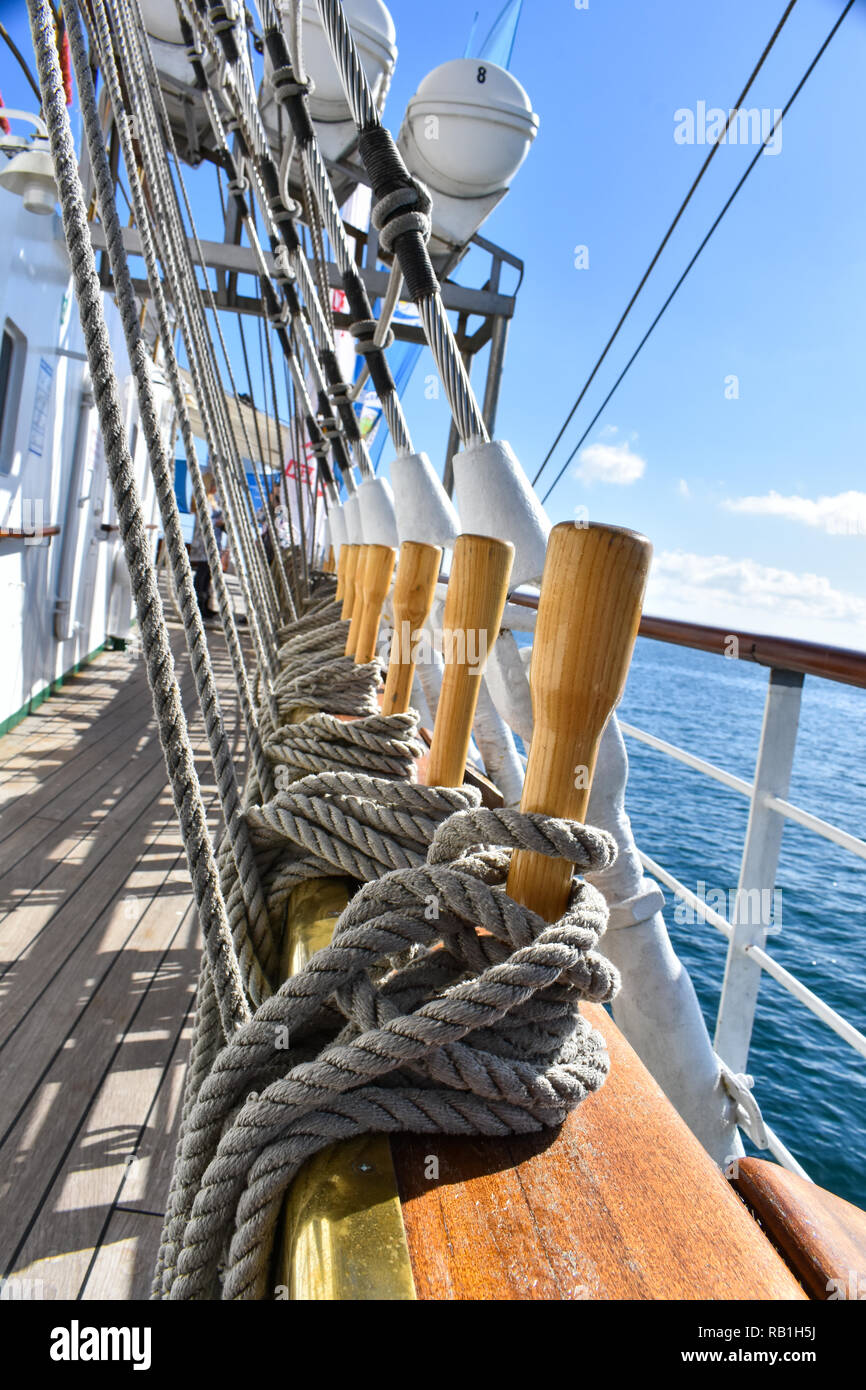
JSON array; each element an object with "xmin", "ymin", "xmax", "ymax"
[{"xmin": 0, "ymin": 190, "xmax": 169, "ymax": 730}]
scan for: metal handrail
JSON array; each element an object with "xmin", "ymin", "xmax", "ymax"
[
  {"xmin": 502, "ymin": 593, "xmax": 866, "ymax": 1175},
  {"xmin": 507, "ymin": 590, "xmax": 866, "ymax": 690},
  {"xmin": 618, "ymin": 721, "xmax": 866, "ymax": 860},
  {"xmin": 636, "ymin": 850, "xmax": 866, "ymax": 1060}
]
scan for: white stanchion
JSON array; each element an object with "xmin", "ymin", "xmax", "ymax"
[
  {"xmin": 585, "ymin": 716, "xmax": 743, "ymax": 1166},
  {"xmin": 327, "ymin": 504, "xmax": 347, "ymax": 561},
  {"xmin": 483, "ymin": 634, "xmax": 533, "ymax": 747},
  {"xmin": 473, "ymin": 677, "xmax": 525, "ymax": 807}
]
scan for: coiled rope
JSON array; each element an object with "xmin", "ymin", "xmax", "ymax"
[{"xmin": 159, "ymin": 806, "xmax": 619, "ymax": 1299}]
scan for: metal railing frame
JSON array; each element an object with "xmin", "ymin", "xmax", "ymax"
[{"xmin": 505, "ymin": 595, "xmax": 866, "ymax": 1175}]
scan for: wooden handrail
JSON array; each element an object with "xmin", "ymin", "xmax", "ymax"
[
  {"xmin": 0, "ymin": 526, "xmax": 61, "ymax": 541},
  {"xmin": 505, "ymin": 589, "xmax": 866, "ymax": 690}
]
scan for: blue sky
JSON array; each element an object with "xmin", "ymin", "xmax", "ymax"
[
  {"xmin": 3, "ymin": 1, "xmax": 865, "ymax": 646},
  {"xmin": 388, "ymin": 0, "xmax": 866, "ymax": 649}
]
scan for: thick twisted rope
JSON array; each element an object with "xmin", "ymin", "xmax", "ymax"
[
  {"xmin": 91, "ymin": 0, "xmax": 282, "ymax": 724},
  {"xmin": 277, "ymin": 593, "xmax": 341, "ymax": 646},
  {"xmin": 64, "ymin": 0, "xmax": 277, "ymax": 999},
  {"xmin": 26, "ymin": 0, "xmax": 250, "ymax": 1039},
  {"xmin": 154, "ymin": 663, "xmax": 448, "ymax": 1290},
  {"xmin": 157, "ymin": 807, "xmax": 619, "ymax": 1299},
  {"xmin": 275, "ymin": 658, "xmax": 382, "ymax": 719},
  {"xmin": 250, "ymin": 771, "xmax": 473, "ymax": 907},
  {"xmin": 266, "ymin": 599, "xmax": 385, "ymax": 718},
  {"xmin": 267, "ymin": 710, "xmax": 421, "ymax": 782},
  {"xmin": 111, "ymin": 0, "xmax": 285, "ymax": 678}
]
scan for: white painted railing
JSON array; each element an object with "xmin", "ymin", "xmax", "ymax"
[
  {"xmin": 493, "ymin": 592, "xmax": 866, "ymax": 1174},
  {"xmin": 619, "ymin": 655, "xmax": 866, "ymax": 1176}
]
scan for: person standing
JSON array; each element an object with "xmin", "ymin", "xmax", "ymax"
[{"xmin": 189, "ymin": 471, "xmax": 221, "ymax": 619}]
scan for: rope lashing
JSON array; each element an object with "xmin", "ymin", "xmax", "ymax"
[
  {"xmin": 275, "ymin": 586, "xmax": 339, "ymax": 646},
  {"xmin": 248, "ymin": 771, "xmax": 473, "ymax": 883},
  {"xmin": 268, "ymin": 592, "xmax": 386, "ymax": 718},
  {"xmin": 257, "ymin": 12, "xmax": 413, "ymax": 458},
  {"xmin": 357, "ymin": 125, "xmax": 436, "ymax": 295},
  {"xmin": 266, "ymin": 712, "xmax": 423, "ymax": 783},
  {"xmin": 368, "ymin": 160, "xmax": 434, "ymax": 265},
  {"xmin": 273, "ymin": 634, "xmax": 350, "ymax": 686},
  {"xmin": 158, "ymin": 806, "xmax": 619, "ymax": 1299},
  {"xmin": 351, "ymin": 317, "xmax": 395, "ymax": 354},
  {"xmin": 276, "ymin": 617, "xmax": 346, "ymax": 664},
  {"xmin": 315, "ymin": 0, "xmax": 487, "ymax": 444},
  {"xmin": 275, "ymin": 658, "xmax": 382, "ymax": 719}
]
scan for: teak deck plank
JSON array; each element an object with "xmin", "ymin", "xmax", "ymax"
[
  {"xmin": 111, "ymin": 1017, "xmax": 191, "ymax": 1219},
  {"xmin": 3, "ymin": 898, "xmax": 199, "ymax": 1295},
  {"xmin": 0, "ymin": 742, "xmax": 193, "ymax": 1012},
  {"xmin": 0, "ymin": 806, "xmax": 202, "ymax": 1153},
  {"xmin": 80, "ymin": 1208, "xmax": 165, "ymax": 1301},
  {"xmin": 0, "ymin": 613, "xmax": 244, "ymax": 1299},
  {"xmin": 0, "ymin": 664, "xmax": 137, "ymax": 785},
  {"xmin": 0, "ymin": 744, "xmax": 180, "ymax": 938},
  {"xmin": 0, "ymin": 659, "xmax": 199, "ymax": 952},
  {"xmin": 0, "ymin": 678, "xmax": 160, "ymax": 859}
]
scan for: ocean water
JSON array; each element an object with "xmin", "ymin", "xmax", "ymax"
[{"xmin": 615, "ymin": 637, "xmax": 866, "ymax": 1209}]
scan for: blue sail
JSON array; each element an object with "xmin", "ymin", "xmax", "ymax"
[{"xmin": 472, "ymin": 0, "xmax": 524, "ymax": 70}]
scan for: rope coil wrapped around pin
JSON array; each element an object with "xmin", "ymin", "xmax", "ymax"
[{"xmin": 157, "ymin": 805, "xmax": 619, "ymax": 1300}]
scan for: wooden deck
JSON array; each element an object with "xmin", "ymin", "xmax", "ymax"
[{"xmin": 0, "ymin": 611, "xmax": 246, "ymax": 1300}]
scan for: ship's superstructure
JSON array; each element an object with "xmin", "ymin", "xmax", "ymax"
[{"xmin": 0, "ymin": 132, "xmax": 170, "ymax": 732}]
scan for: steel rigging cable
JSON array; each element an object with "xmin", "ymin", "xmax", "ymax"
[
  {"xmin": 533, "ymin": 0, "xmax": 799, "ymax": 491},
  {"xmin": 538, "ymin": 0, "xmax": 855, "ymax": 506}
]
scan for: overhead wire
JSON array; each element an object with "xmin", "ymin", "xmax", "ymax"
[
  {"xmin": 0, "ymin": 19, "xmax": 44, "ymax": 105},
  {"xmin": 532, "ymin": 0, "xmax": 800, "ymax": 490},
  {"xmin": 539, "ymin": 0, "xmax": 855, "ymax": 506}
]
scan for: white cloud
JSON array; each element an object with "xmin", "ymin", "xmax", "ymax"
[
  {"xmin": 575, "ymin": 436, "xmax": 646, "ymax": 486},
  {"xmin": 645, "ymin": 550, "xmax": 866, "ymax": 647},
  {"xmin": 723, "ymin": 490, "xmax": 866, "ymax": 537},
  {"xmin": 678, "ymin": 479, "xmax": 690, "ymax": 498}
]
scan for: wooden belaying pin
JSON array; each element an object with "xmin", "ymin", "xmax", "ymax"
[
  {"xmin": 336, "ymin": 542, "xmax": 350, "ymax": 603},
  {"xmin": 340, "ymin": 543, "xmax": 361, "ymax": 624},
  {"xmin": 354, "ymin": 544, "xmax": 397, "ymax": 665},
  {"xmin": 381, "ymin": 541, "xmax": 442, "ymax": 714},
  {"xmin": 345, "ymin": 545, "xmax": 369, "ymax": 656},
  {"xmin": 425, "ymin": 534, "xmax": 514, "ymax": 789},
  {"xmin": 506, "ymin": 521, "xmax": 651, "ymax": 923}
]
